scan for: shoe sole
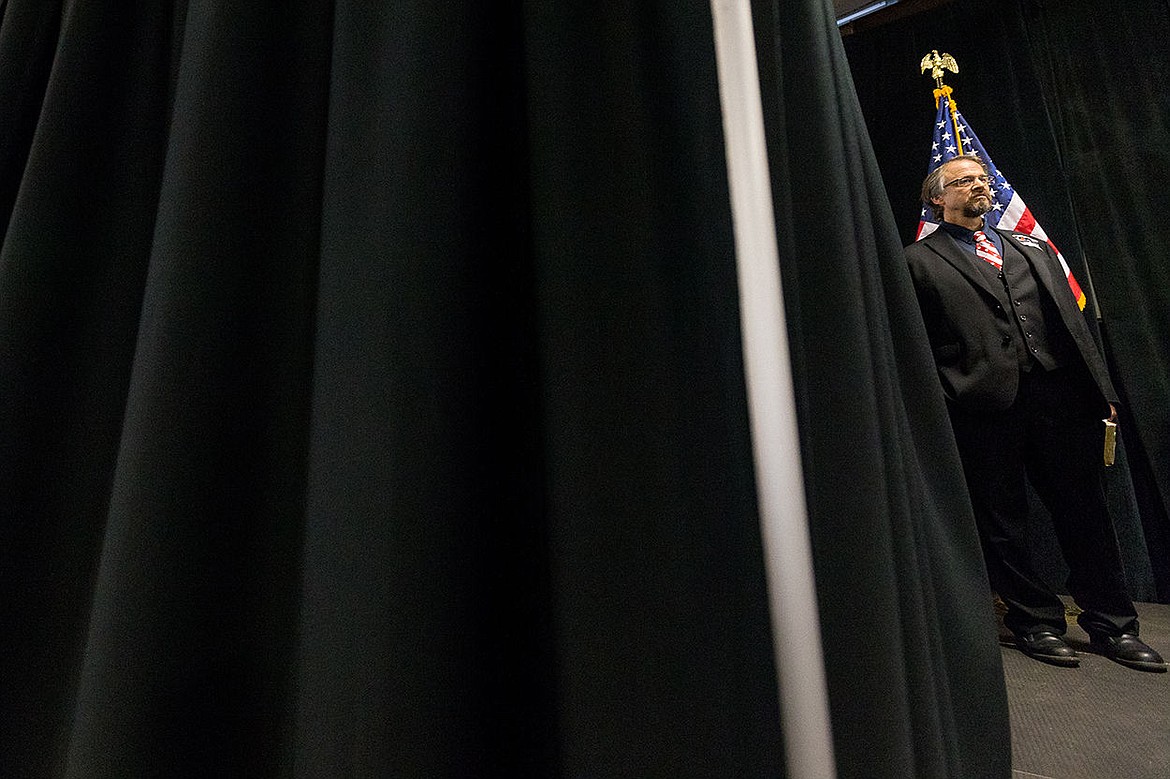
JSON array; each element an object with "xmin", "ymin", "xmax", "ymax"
[
  {"xmin": 1103, "ymin": 657, "xmax": 1168, "ymax": 673},
  {"xmin": 1018, "ymin": 647, "xmax": 1080, "ymax": 668}
]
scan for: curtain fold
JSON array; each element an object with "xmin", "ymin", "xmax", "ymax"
[
  {"xmin": 61, "ymin": 2, "xmax": 331, "ymax": 776},
  {"xmin": 295, "ymin": 2, "xmax": 557, "ymax": 774},
  {"xmin": 1021, "ymin": 0, "xmax": 1170, "ymax": 601},
  {"xmin": 0, "ymin": 2, "xmax": 178, "ymax": 773},
  {"xmin": 1, "ymin": 1, "xmax": 1009, "ymax": 776},
  {"xmin": 754, "ymin": 1, "xmax": 1009, "ymax": 776}
]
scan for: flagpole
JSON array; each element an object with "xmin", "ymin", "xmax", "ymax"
[
  {"xmin": 939, "ymin": 87, "xmax": 963, "ymax": 156},
  {"xmin": 921, "ymin": 50, "xmax": 963, "ymax": 155}
]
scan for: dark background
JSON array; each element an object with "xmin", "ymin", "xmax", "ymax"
[
  {"xmin": 4, "ymin": 0, "xmax": 1124, "ymax": 775},
  {"xmin": 841, "ymin": 0, "xmax": 1170, "ymax": 603}
]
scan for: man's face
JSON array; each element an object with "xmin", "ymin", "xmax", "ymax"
[{"xmin": 932, "ymin": 159, "xmax": 992, "ymax": 222}]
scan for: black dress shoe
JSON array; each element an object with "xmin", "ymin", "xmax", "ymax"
[
  {"xmin": 1090, "ymin": 633, "xmax": 1168, "ymax": 673},
  {"xmin": 1016, "ymin": 630, "xmax": 1079, "ymax": 667}
]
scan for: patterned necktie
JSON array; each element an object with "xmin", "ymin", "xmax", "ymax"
[{"xmin": 973, "ymin": 230, "xmax": 1003, "ymax": 269}]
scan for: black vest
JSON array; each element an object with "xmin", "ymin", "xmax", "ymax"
[{"xmin": 996, "ymin": 237, "xmax": 1078, "ymax": 372}]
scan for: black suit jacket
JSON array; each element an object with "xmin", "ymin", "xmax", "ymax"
[{"xmin": 905, "ymin": 225, "xmax": 1118, "ymax": 411}]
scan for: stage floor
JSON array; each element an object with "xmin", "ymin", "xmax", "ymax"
[{"xmin": 1000, "ymin": 599, "xmax": 1170, "ymax": 779}]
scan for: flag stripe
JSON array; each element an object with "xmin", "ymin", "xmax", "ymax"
[{"xmin": 1014, "ymin": 207, "xmax": 1036, "ymax": 235}]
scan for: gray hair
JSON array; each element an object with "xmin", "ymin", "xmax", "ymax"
[{"xmin": 921, "ymin": 154, "xmax": 989, "ymax": 220}]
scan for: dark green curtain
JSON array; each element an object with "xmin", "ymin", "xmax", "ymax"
[
  {"xmin": 0, "ymin": 0, "xmax": 1007, "ymax": 776},
  {"xmin": 754, "ymin": 1, "xmax": 1008, "ymax": 776},
  {"xmin": 843, "ymin": 0, "xmax": 1170, "ymax": 602}
]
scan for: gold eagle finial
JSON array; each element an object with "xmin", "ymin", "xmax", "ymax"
[{"xmin": 920, "ymin": 50, "xmax": 959, "ymax": 89}]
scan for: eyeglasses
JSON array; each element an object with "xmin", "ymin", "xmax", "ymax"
[{"xmin": 943, "ymin": 174, "xmax": 991, "ymax": 189}]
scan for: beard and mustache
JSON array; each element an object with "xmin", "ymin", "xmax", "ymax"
[{"xmin": 962, "ymin": 192, "xmax": 992, "ymax": 218}]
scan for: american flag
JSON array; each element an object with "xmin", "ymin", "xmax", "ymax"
[{"xmin": 916, "ymin": 97, "xmax": 1086, "ymax": 310}]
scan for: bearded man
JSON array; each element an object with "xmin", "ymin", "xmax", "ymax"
[{"xmin": 905, "ymin": 154, "xmax": 1165, "ymax": 672}]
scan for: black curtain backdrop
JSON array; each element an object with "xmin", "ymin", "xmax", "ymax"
[
  {"xmin": 1, "ymin": 1, "xmax": 1008, "ymax": 777},
  {"xmin": 843, "ymin": 0, "xmax": 1170, "ymax": 603}
]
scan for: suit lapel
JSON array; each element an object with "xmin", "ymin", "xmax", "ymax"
[{"xmin": 920, "ymin": 229, "xmax": 1006, "ymax": 302}]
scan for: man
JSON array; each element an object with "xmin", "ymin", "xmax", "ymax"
[{"xmin": 905, "ymin": 154, "xmax": 1165, "ymax": 672}]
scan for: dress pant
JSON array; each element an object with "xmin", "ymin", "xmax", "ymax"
[{"xmin": 947, "ymin": 363, "xmax": 1138, "ymax": 638}]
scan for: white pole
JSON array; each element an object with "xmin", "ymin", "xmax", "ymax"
[{"xmin": 708, "ymin": 2, "xmax": 837, "ymax": 777}]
